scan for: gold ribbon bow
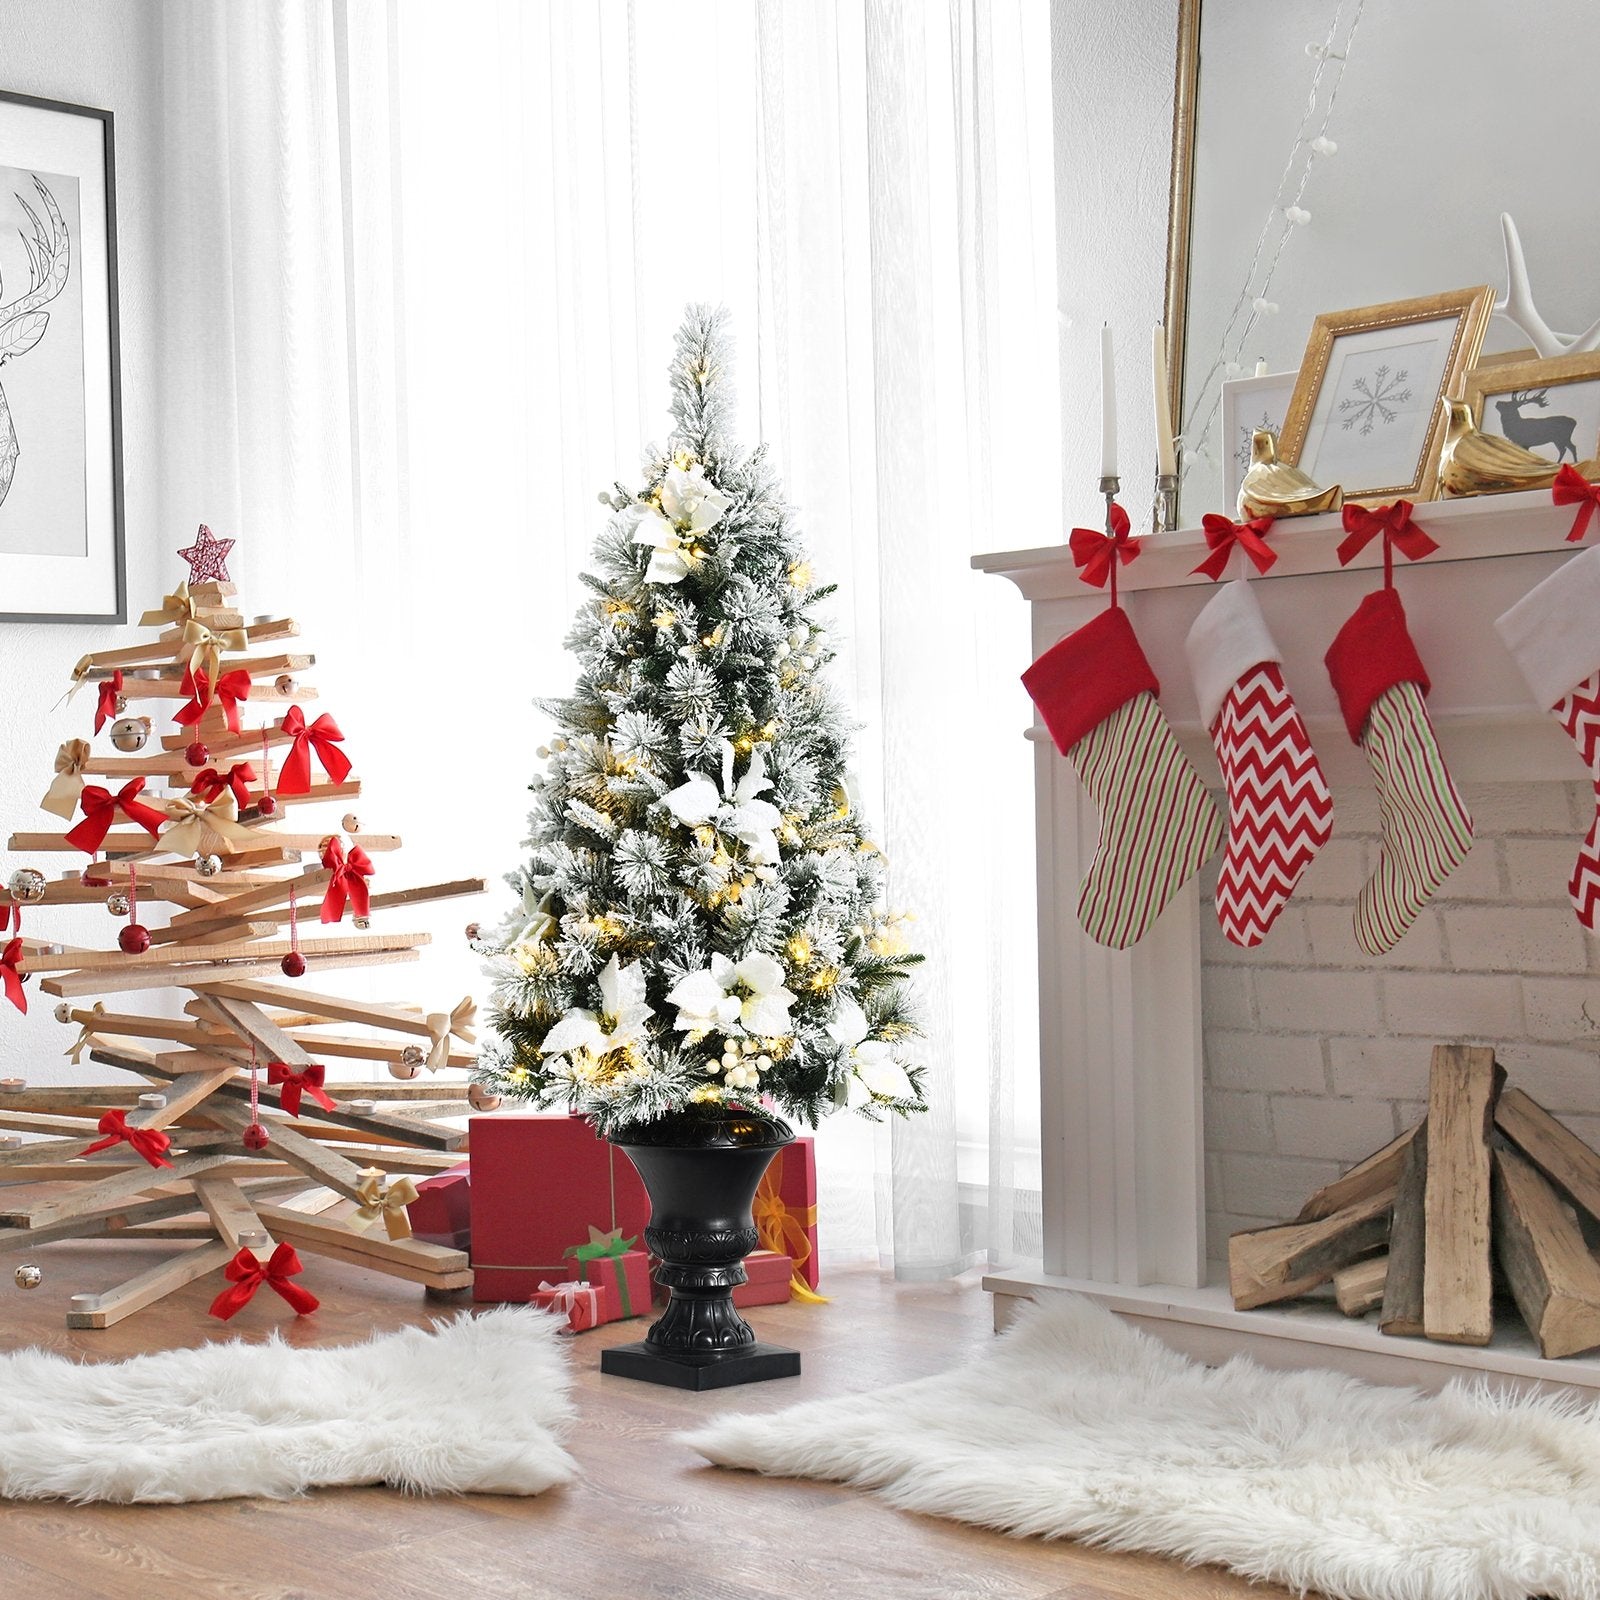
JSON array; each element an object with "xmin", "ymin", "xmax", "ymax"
[
  {"xmin": 180, "ymin": 617, "xmax": 250, "ymax": 688},
  {"xmin": 753, "ymin": 1164, "xmax": 829, "ymax": 1304},
  {"xmin": 65, "ymin": 1001, "xmax": 107, "ymax": 1065},
  {"xmin": 41, "ymin": 739, "xmax": 93, "ymax": 820},
  {"xmin": 350, "ymin": 1168, "xmax": 419, "ymax": 1240},
  {"xmin": 425, "ymin": 996, "xmax": 477, "ymax": 1071},
  {"xmin": 160, "ymin": 792, "xmax": 258, "ymax": 856},
  {"xmin": 139, "ymin": 580, "xmax": 197, "ymax": 629}
]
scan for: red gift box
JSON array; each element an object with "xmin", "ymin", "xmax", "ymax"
[
  {"xmin": 406, "ymin": 1161, "xmax": 471, "ymax": 1251},
  {"xmin": 470, "ymin": 1113, "xmax": 651, "ymax": 1303},
  {"xmin": 732, "ymin": 1248, "xmax": 793, "ymax": 1308},
  {"xmin": 530, "ymin": 1278, "xmax": 605, "ymax": 1333},
  {"xmin": 753, "ymin": 1135, "xmax": 822, "ymax": 1298},
  {"xmin": 567, "ymin": 1243, "xmax": 652, "ymax": 1321}
]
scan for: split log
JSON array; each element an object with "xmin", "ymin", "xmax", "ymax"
[
  {"xmin": 1495, "ymin": 1086, "xmax": 1600, "ymax": 1225},
  {"xmin": 1228, "ymin": 1189, "xmax": 1393, "ymax": 1311},
  {"xmin": 1380, "ymin": 1123, "xmax": 1429, "ymax": 1338},
  {"xmin": 1493, "ymin": 1143, "xmax": 1600, "ymax": 1360},
  {"xmin": 1297, "ymin": 1122, "xmax": 1421, "ymax": 1223},
  {"xmin": 1333, "ymin": 1254, "xmax": 1389, "ymax": 1318}
]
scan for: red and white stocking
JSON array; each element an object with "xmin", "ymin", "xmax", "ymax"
[
  {"xmin": 1186, "ymin": 581, "xmax": 1332, "ymax": 946},
  {"xmin": 1326, "ymin": 588, "xmax": 1473, "ymax": 955},
  {"xmin": 1024, "ymin": 606, "xmax": 1224, "ymax": 950},
  {"xmin": 1497, "ymin": 544, "xmax": 1600, "ymax": 930}
]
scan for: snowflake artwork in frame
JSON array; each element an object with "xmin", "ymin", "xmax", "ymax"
[
  {"xmin": 1278, "ymin": 287, "xmax": 1496, "ymax": 507},
  {"xmin": 0, "ymin": 90, "xmax": 124, "ymax": 622},
  {"xmin": 1220, "ymin": 369, "xmax": 1297, "ymax": 514}
]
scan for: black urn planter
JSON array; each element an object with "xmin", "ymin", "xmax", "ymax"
[{"xmin": 600, "ymin": 1108, "xmax": 802, "ymax": 1390}]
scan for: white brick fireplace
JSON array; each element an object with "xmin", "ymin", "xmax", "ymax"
[{"xmin": 976, "ymin": 487, "xmax": 1600, "ymax": 1397}]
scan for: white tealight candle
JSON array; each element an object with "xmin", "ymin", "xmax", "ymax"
[
  {"xmin": 1100, "ymin": 323, "xmax": 1118, "ymax": 481},
  {"xmin": 1152, "ymin": 324, "xmax": 1178, "ymax": 478},
  {"xmin": 1254, "ymin": 357, "xmax": 1268, "ymax": 377}
]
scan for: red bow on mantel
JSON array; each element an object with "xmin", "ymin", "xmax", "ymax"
[
  {"xmin": 80, "ymin": 1109, "xmax": 173, "ymax": 1169},
  {"xmin": 1553, "ymin": 464, "xmax": 1600, "ymax": 544},
  {"xmin": 94, "ymin": 669, "xmax": 124, "ymax": 735},
  {"xmin": 1068, "ymin": 502, "xmax": 1139, "ymax": 607},
  {"xmin": 267, "ymin": 1061, "xmax": 336, "ymax": 1117},
  {"xmin": 1335, "ymin": 500, "xmax": 1439, "ymax": 588},
  {"xmin": 278, "ymin": 707, "xmax": 353, "ymax": 795},
  {"xmin": 208, "ymin": 1242, "xmax": 320, "ymax": 1321},
  {"xmin": 1, "ymin": 937, "xmax": 25, "ymax": 1014},
  {"xmin": 175, "ymin": 667, "xmax": 252, "ymax": 734},
  {"xmin": 191, "ymin": 762, "xmax": 258, "ymax": 809},
  {"xmin": 1192, "ymin": 512, "xmax": 1278, "ymax": 581},
  {"xmin": 319, "ymin": 837, "xmax": 374, "ymax": 924},
  {"xmin": 64, "ymin": 779, "xmax": 167, "ymax": 855}
]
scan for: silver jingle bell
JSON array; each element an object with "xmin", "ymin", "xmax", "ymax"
[
  {"xmin": 388, "ymin": 1056, "xmax": 422, "ymax": 1081},
  {"xmin": 106, "ymin": 891, "xmax": 131, "ymax": 918},
  {"xmin": 401, "ymin": 1044, "xmax": 426, "ymax": 1068},
  {"xmin": 194, "ymin": 854, "xmax": 223, "ymax": 878},
  {"xmin": 341, "ymin": 814, "xmax": 361, "ymax": 834},
  {"xmin": 353, "ymin": 916, "xmax": 371, "ymax": 930},
  {"xmin": 275, "ymin": 674, "xmax": 296, "ymax": 694},
  {"xmin": 466, "ymin": 1083, "xmax": 502, "ymax": 1113},
  {"xmin": 109, "ymin": 715, "xmax": 150, "ymax": 753},
  {"xmin": 14, "ymin": 1264, "xmax": 41, "ymax": 1290},
  {"xmin": 6, "ymin": 868, "xmax": 46, "ymax": 905}
]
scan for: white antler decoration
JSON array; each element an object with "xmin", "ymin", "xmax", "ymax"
[{"xmin": 1496, "ymin": 213, "xmax": 1600, "ymax": 358}]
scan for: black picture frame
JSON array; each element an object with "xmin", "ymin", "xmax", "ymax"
[{"xmin": 0, "ymin": 88, "xmax": 124, "ymax": 624}]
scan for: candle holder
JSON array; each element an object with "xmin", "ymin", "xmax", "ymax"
[
  {"xmin": 1152, "ymin": 467, "xmax": 1179, "ymax": 534},
  {"xmin": 1098, "ymin": 473, "xmax": 1121, "ymax": 532}
]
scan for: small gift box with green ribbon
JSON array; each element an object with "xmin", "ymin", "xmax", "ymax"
[{"xmin": 563, "ymin": 1225, "xmax": 652, "ymax": 1322}]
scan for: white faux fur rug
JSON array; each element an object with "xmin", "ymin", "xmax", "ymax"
[
  {"xmin": 0, "ymin": 1308, "xmax": 575, "ymax": 1503},
  {"xmin": 686, "ymin": 1293, "xmax": 1600, "ymax": 1600}
]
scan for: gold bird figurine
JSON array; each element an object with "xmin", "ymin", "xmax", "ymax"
[
  {"xmin": 1438, "ymin": 397, "xmax": 1600, "ymax": 497},
  {"xmin": 1238, "ymin": 429, "xmax": 1343, "ymax": 519}
]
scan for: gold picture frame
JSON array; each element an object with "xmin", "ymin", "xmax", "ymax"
[
  {"xmin": 1278, "ymin": 287, "xmax": 1495, "ymax": 505},
  {"xmin": 1462, "ymin": 350, "xmax": 1600, "ymax": 469}
]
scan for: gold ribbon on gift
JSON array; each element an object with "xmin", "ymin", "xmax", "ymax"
[
  {"xmin": 160, "ymin": 792, "xmax": 257, "ymax": 857},
  {"xmin": 65, "ymin": 1001, "xmax": 107, "ymax": 1065},
  {"xmin": 180, "ymin": 617, "xmax": 250, "ymax": 690},
  {"xmin": 425, "ymin": 996, "xmax": 477, "ymax": 1071},
  {"xmin": 350, "ymin": 1167, "xmax": 419, "ymax": 1241},
  {"xmin": 41, "ymin": 739, "xmax": 93, "ymax": 820},
  {"xmin": 139, "ymin": 580, "xmax": 196, "ymax": 629},
  {"xmin": 753, "ymin": 1163, "xmax": 829, "ymax": 1304}
]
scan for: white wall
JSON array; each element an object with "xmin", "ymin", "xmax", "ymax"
[{"xmin": 0, "ymin": 1, "xmax": 165, "ymax": 1080}]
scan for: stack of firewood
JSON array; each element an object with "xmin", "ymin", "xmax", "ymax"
[{"xmin": 1230, "ymin": 1044, "xmax": 1600, "ymax": 1360}]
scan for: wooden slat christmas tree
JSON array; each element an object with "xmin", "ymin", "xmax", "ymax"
[{"xmin": 1, "ymin": 528, "xmax": 485, "ymax": 1327}]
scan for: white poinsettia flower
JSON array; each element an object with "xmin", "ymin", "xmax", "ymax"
[
  {"xmin": 663, "ymin": 740, "xmax": 785, "ymax": 866},
  {"xmin": 667, "ymin": 951, "xmax": 796, "ymax": 1038},
  {"xmin": 630, "ymin": 507, "xmax": 692, "ymax": 586},
  {"xmin": 540, "ymin": 955, "xmax": 653, "ymax": 1059},
  {"xmin": 828, "ymin": 998, "xmax": 914, "ymax": 1104},
  {"xmin": 659, "ymin": 464, "xmax": 731, "ymax": 533}
]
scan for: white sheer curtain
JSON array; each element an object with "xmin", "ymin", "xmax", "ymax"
[{"xmin": 153, "ymin": 0, "xmax": 1054, "ymax": 1276}]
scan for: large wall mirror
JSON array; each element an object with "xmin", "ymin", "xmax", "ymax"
[{"xmin": 1165, "ymin": 0, "xmax": 1600, "ymax": 526}]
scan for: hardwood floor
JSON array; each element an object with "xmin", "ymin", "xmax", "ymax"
[{"xmin": 0, "ymin": 1245, "xmax": 1312, "ymax": 1600}]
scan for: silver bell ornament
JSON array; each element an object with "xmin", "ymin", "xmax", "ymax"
[
  {"xmin": 353, "ymin": 916, "xmax": 371, "ymax": 930},
  {"xmin": 105, "ymin": 891, "xmax": 131, "ymax": 918},
  {"xmin": 14, "ymin": 1263, "xmax": 42, "ymax": 1290},
  {"xmin": 109, "ymin": 716, "xmax": 151, "ymax": 753},
  {"xmin": 388, "ymin": 1055, "xmax": 422, "ymax": 1081},
  {"xmin": 467, "ymin": 1083, "xmax": 502, "ymax": 1112},
  {"xmin": 401, "ymin": 1044, "xmax": 426, "ymax": 1068},
  {"xmin": 194, "ymin": 854, "xmax": 222, "ymax": 878},
  {"xmin": 275, "ymin": 674, "xmax": 296, "ymax": 693},
  {"xmin": 7, "ymin": 868, "xmax": 46, "ymax": 905},
  {"xmin": 341, "ymin": 813, "xmax": 361, "ymax": 834}
]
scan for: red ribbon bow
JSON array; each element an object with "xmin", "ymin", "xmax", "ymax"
[
  {"xmin": 267, "ymin": 1061, "xmax": 336, "ymax": 1117},
  {"xmin": 1, "ymin": 937, "xmax": 25, "ymax": 1014},
  {"xmin": 1553, "ymin": 464, "xmax": 1600, "ymax": 544},
  {"xmin": 1335, "ymin": 500, "xmax": 1439, "ymax": 589},
  {"xmin": 191, "ymin": 762, "xmax": 258, "ymax": 809},
  {"xmin": 93, "ymin": 670, "xmax": 124, "ymax": 735},
  {"xmin": 80, "ymin": 1109, "xmax": 173, "ymax": 1168},
  {"xmin": 1192, "ymin": 512, "xmax": 1277, "ymax": 581},
  {"xmin": 319, "ymin": 837, "xmax": 374, "ymax": 923},
  {"xmin": 64, "ymin": 779, "xmax": 168, "ymax": 855},
  {"xmin": 175, "ymin": 667, "xmax": 252, "ymax": 734},
  {"xmin": 1068, "ymin": 501, "xmax": 1139, "ymax": 607},
  {"xmin": 279, "ymin": 707, "xmax": 353, "ymax": 795},
  {"xmin": 207, "ymin": 1242, "xmax": 321, "ymax": 1321}
]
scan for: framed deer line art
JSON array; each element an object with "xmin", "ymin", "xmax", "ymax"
[
  {"xmin": 0, "ymin": 90, "xmax": 123, "ymax": 623},
  {"xmin": 1464, "ymin": 350, "xmax": 1600, "ymax": 469}
]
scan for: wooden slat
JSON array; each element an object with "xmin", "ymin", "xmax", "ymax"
[
  {"xmin": 21, "ymin": 1154, "xmax": 242, "ymax": 1232},
  {"xmin": 203, "ymin": 1102, "xmax": 369, "ymax": 1205},
  {"xmin": 190, "ymin": 978, "xmax": 433, "ymax": 1037},
  {"xmin": 41, "ymin": 946, "xmax": 421, "ymax": 997},
  {"xmin": 257, "ymin": 1205, "xmax": 472, "ymax": 1289},
  {"xmin": 161, "ymin": 870, "xmax": 331, "ymax": 937},
  {"xmin": 1422, "ymin": 1045, "xmax": 1503, "ymax": 1347},
  {"xmin": 23, "ymin": 931, "xmax": 425, "ymax": 975},
  {"xmin": 1493, "ymin": 1143, "xmax": 1600, "ymax": 1359},
  {"xmin": 193, "ymin": 1175, "xmax": 270, "ymax": 1256},
  {"xmin": 1379, "ymin": 1123, "xmax": 1429, "ymax": 1338},
  {"xmin": 8, "ymin": 831, "xmax": 397, "ymax": 855},
  {"xmin": 1297, "ymin": 1123, "xmax": 1421, "ymax": 1222},
  {"xmin": 65, "ymin": 1241, "xmax": 236, "ymax": 1329},
  {"xmin": 1495, "ymin": 1085, "xmax": 1600, "ymax": 1224},
  {"xmin": 1332, "ymin": 1254, "xmax": 1388, "ymax": 1317}
]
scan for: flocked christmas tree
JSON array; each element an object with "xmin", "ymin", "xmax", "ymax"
[{"xmin": 474, "ymin": 307, "xmax": 925, "ymax": 1136}]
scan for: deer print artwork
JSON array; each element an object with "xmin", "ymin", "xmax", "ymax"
[
  {"xmin": 0, "ymin": 174, "xmax": 70, "ymax": 510},
  {"xmin": 1493, "ymin": 389, "xmax": 1579, "ymax": 463}
]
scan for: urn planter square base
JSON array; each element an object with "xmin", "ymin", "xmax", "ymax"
[{"xmin": 601, "ymin": 1340, "xmax": 801, "ymax": 1390}]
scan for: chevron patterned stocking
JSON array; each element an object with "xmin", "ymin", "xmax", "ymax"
[
  {"xmin": 1555, "ymin": 673, "xmax": 1600, "ymax": 930},
  {"xmin": 1187, "ymin": 582, "xmax": 1332, "ymax": 947}
]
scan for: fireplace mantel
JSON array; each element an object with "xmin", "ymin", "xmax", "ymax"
[{"xmin": 974, "ymin": 487, "xmax": 1600, "ymax": 1396}]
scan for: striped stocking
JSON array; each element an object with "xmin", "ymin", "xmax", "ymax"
[
  {"xmin": 1327, "ymin": 588, "xmax": 1473, "ymax": 956},
  {"xmin": 1496, "ymin": 545, "xmax": 1600, "ymax": 932},
  {"xmin": 1024, "ymin": 605, "xmax": 1223, "ymax": 950}
]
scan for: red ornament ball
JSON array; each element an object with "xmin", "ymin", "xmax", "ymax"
[
  {"xmin": 118, "ymin": 924, "xmax": 152, "ymax": 955},
  {"xmin": 242, "ymin": 1121, "xmax": 271, "ymax": 1151},
  {"xmin": 184, "ymin": 741, "xmax": 209, "ymax": 767},
  {"xmin": 256, "ymin": 794, "xmax": 278, "ymax": 816},
  {"xmin": 280, "ymin": 951, "xmax": 307, "ymax": 978}
]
